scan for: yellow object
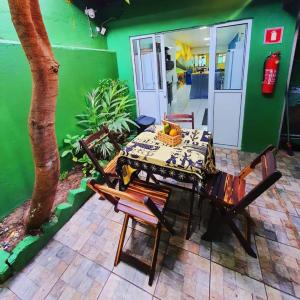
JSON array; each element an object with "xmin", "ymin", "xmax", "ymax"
[
  {"xmin": 163, "ymin": 123, "xmax": 171, "ymax": 134},
  {"xmin": 176, "ymin": 41, "xmax": 192, "ymax": 61},
  {"xmin": 169, "ymin": 128, "xmax": 178, "ymax": 136},
  {"xmin": 122, "ymin": 165, "xmax": 137, "ymax": 185}
]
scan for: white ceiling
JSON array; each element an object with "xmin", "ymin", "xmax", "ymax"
[
  {"xmin": 165, "ymin": 25, "xmax": 246, "ymax": 49},
  {"xmin": 165, "ymin": 27, "xmax": 210, "ymax": 48}
]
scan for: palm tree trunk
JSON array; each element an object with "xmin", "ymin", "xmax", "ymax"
[{"xmin": 8, "ymin": 0, "xmax": 60, "ymax": 231}]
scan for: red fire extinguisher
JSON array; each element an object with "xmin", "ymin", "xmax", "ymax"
[{"xmin": 262, "ymin": 51, "xmax": 280, "ymax": 95}]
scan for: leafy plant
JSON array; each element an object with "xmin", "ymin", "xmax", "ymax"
[
  {"xmin": 78, "ymin": 154, "xmax": 96, "ymax": 177},
  {"xmin": 77, "ymin": 80, "xmax": 136, "ymax": 133},
  {"xmin": 94, "ymin": 137, "xmax": 115, "ymax": 160},
  {"xmin": 61, "ymin": 134, "xmax": 84, "ymax": 162},
  {"xmin": 76, "ymin": 79, "xmax": 137, "ymax": 159},
  {"xmin": 62, "ymin": 78, "xmax": 137, "ymax": 177},
  {"xmin": 76, "ymin": 89, "xmax": 102, "ymax": 134},
  {"xmin": 59, "ymin": 171, "xmax": 68, "ymax": 181}
]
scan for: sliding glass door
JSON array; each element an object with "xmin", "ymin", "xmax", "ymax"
[
  {"xmin": 131, "ymin": 34, "xmax": 167, "ymax": 123},
  {"xmin": 209, "ymin": 20, "xmax": 252, "ymax": 148}
]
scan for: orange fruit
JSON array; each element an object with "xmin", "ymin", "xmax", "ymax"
[{"xmin": 169, "ymin": 128, "xmax": 178, "ymax": 136}]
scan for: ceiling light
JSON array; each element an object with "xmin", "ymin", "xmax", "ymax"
[
  {"xmin": 200, "ymin": 26, "xmax": 208, "ymax": 30},
  {"xmin": 204, "ymin": 37, "xmax": 210, "ymax": 41}
]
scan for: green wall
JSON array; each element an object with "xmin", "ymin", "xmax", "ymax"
[
  {"xmin": 0, "ymin": 1, "xmax": 118, "ymax": 218},
  {"xmin": 107, "ymin": 0, "xmax": 297, "ymax": 151}
]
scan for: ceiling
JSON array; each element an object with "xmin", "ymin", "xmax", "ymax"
[
  {"xmin": 165, "ymin": 24, "xmax": 246, "ymax": 49},
  {"xmin": 165, "ymin": 27, "xmax": 210, "ymax": 48}
]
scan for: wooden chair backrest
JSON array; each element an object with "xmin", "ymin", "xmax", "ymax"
[
  {"xmin": 231, "ymin": 145, "xmax": 282, "ymax": 214},
  {"xmin": 79, "ymin": 127, "xmax": 120, "ymax": 187},
  {"xmin": 164, "ymin": 112, "xmax": 195, "ymax": 129}
]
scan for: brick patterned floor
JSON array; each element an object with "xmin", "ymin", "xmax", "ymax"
[{"xmin": 1, "ymin": 148, "xmax": 300, "ymax": 300}]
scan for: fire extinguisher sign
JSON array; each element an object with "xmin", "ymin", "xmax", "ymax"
[{"xmin": 264, "ymin": 27, "xmax": 284, "ymax": 44}]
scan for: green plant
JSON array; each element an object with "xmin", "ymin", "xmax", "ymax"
[
  {"xmin": 77, "ymin": 79, "xmax": 136, "ymax": 134},
  {"xmin": 62, "ymin": 79, "xmax": 137, "ymax": 176},
  {"xmin": 61, "ymin": 134, "xmax": 84, "ymax": 162},
  {"xmin": 78, "ymin": 154, "xmax": 96, "ymax": 177},
  {"xmin": 94, "ymin": 137, "xmax": 115, "ymax": 160},
  {"xmin": 77, "ymin": 154, "xmax": 107, "ymax": 177},
  {"xmin": 76, "ymin": 79, "xmax": 137, "ymax": 159},
  {"xmin": 59, "ymin": 171, "xmax": 68, "ymax": 181},
  {"xmin": 76, "ymin": 89, "xmax": 102, "ymax": 134}
]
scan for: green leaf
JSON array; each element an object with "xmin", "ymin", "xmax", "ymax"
[{"xmin": 61, "ymin": 150, "xmax": 71, "ymax": 157}]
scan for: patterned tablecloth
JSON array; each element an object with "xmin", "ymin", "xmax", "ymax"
[{"xmin": 116, "ymin": 125, "xmax": 217, "ymax": 186}]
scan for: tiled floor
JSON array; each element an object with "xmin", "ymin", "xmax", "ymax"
[{"xmin": 1, "ymin": 148, "xmax": 300, "ymax": 300}]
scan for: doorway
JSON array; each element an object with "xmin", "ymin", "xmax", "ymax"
[
  {"xmin": 164, "ymin": 27, "xmax": 210, "ymax": 130},
  {"xmin": 130, "ymin": 20, "xmax": 251, "ymax": 148}
]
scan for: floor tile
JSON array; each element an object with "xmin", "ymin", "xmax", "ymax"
[
  {"xmin": 249, "ymin": 205, "xmax": 300, "ymax": 248},
  {"xmin": 155, "ymin": 245, "xmax": 210, "ymax": 300},
  {"xmin": 82, "ymin": 194, "xmax": 113, "ymax": 217},
  {"xmin": 250, "ymin": 187, "xmax": 299, "ymax": 216},
  {"xmin": 0, "ymin": 288, "xmax": 20, "ymax": 300},
  {"xmin": 99, "ymin": 273, "xmax": 152, "ymax": 300},
  {"xmin": 79, "ymin": 218, "xmax": 132, "ymax": 270},
  {"xmin": 256, "ymin": 236, "xmax": 300, "ymax": 298},
  {"xmin": 46, "ymin": 253, "xmax": 110, "ymax": 300},
  {"xmin": 54, "ymin": 199, "xmax": 105, "ymax": 251},
  {"xmin": 3, "ymin": 147, "xmax": 300, "ymax": 300},
  {"xmin": 169, "ymin": 214, "xmax": 211, "ymax": 259},
  {"xmin": 211, "ymin": 220, "xmax": 262, "ymax": 281},
  {"xmin": 265, "ymin": 285, "xmax": 299, "ymax": 300},
  {"xmin": 8, "ymin": 240, "xmax": 75, "ymax": 300},
  {"xmin": 210, "ymin": 262, "xmax": 267, "ymax": 300},
  {"xmin": 113, "ymin": 229, "xmax": 168, "ymax": 294}
]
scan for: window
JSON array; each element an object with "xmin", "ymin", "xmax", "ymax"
[
  {"xmin": 217, "ymin": 53, "xmax": 226, "ymax": 64},
  {"xmin": 215, "ymin": 24, "xmax": 247, "ymax": 90}
]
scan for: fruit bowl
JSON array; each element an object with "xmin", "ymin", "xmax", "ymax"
[{"xmin": 157, "ymin": 120, "xmax": 182, "ymax": 146}]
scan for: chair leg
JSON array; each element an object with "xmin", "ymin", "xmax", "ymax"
[
  {"xmin": 201, "ymin": 205, "xmax": 218, "ymax": 241},
  {"xmin": 150, "ymin": 174, "xmax": 159, "ymax": 184},
  {"xmin": 132, "ymin": 218, "xmax": 137, "ymax": 229},
  {"xmin": 225, "ymin": 216, "xmax": 257, "ymax": 258},
  {"xmin": 114, "ymin": 214, "xmax": 129, "ymax": 266},
  {"xmin": 186, "ymin": 185, "xmax": 195, "ymax": 239},
  {"xmin": 198, "ymin": 196, "xmax": 203, "ymax": 230},
  {"xmin": 149, "ymin": 224, "xmax": 161, "ymax": 286}
]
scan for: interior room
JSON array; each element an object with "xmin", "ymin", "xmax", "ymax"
[
  {"xmin": 163, "ymin": 25, "xmax": 247, "ymax": 131},
  {"xmin": 164, "ymin": 27, "xmax": 210, "ymax": 130}
]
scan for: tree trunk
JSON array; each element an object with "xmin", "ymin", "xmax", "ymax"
[{"xmin": 8, "ymin": 0, "xmax": 60, "ymax": 231}]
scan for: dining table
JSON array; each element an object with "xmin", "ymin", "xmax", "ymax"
[{"xmin": 116, "ymin": 124, "xmax": 217, "ymax": 238}]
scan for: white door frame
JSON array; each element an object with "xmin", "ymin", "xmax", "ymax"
[
  {"xmin": 156, "ymin": 33, "xmax": 168, "ymax": 119},
  {"xmin": 130, "ymin": 34, "xmax": 167, "ymax": 122},
  {"xmin": 208, "ymin": 19, "xmax": 252, "ymax": 149}
]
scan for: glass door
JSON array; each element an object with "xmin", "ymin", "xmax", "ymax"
[
  {"xmin": 209, "ymin": 20, "xmax": 252, "ymax": 148},
  {"xmin": 131, "ymin": 34, "xmax": 167, "ymax": 123}
]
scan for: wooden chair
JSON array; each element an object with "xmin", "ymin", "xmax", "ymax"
[
  {"xmin": 164, "ymin": 112, "xmax": 195, "ymax": 129},
  {"xmin": 81, "ymin": 128, "xmax": 174, "ymax": 285},
  {"xmin": 79, "ymin": 127, "xmax": 121, "ymax": 187},
  {"xmin": 201, "ymin": 145, "xmax": 282, "ymax": 258},
  {"xmin": 88, "ymin": 178, "xmax": 174, "ymax": 286}
]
